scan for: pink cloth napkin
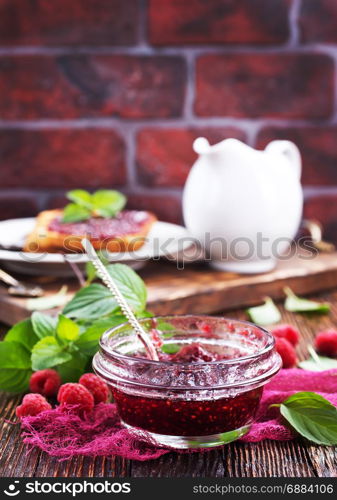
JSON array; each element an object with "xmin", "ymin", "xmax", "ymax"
[{"xmin": 20, "ymin": 369, "xmax": 337, "ymax": 461}]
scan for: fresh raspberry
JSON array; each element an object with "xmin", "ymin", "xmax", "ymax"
[
  {"xmin": 271, "ymin": 324, "xmax": 300, "ymax": 347},
  {"xmin": 79, "ymin": 373, "xmax": 109, "ymax": 404},
  {"xmin": 57, "ymin": 383, "xmax": 94, "ymax": 413},
  {"xmin": 16, "ymin": 393, "xmax": 51, "ymax": 419},
  {"xmin": 275, "ymin": 337, "xmax": 298, "ymax": 368},
  {"xmin": 315, "ymin": 330, "xmax": 337, "ymax": 357},
  {"xmin": 29, "ymin": 369, "xmax": 61, "ymax": 397}
]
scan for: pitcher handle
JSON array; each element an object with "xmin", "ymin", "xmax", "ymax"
[{"xmin": 265, "ymin": 140, "xmax": 302, "ymax": 179}]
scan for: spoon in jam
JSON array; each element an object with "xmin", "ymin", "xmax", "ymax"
[{"xmin": 81, "ymin": 238, "xmax": 159, "ymax": 361}]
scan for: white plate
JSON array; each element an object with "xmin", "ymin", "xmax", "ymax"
[{"xmin": 0, "ymin": 218, "xmax": 194, "ymax": 276}]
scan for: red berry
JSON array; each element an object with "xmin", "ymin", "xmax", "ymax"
[
  {"xmin": 29, "ymin": 369, "xmax": 61, "ymax": 397},
  {"xmin": 275, "ymin": 337, "xmax": 298, "ymax": 368},
  {"xmin": 57, "ymin": 383, "xmax": 94, "ymax": 413},
  {"xmin": 16, "ymin": 393, "xmax": 51, "ymax": 419},
  {"xmin": 315, "ymin": 330, "xmax": 337, "ymax": 357},
  {"xmin": 271, "ymin": 324, "xmax": 300, "ymax": 347},
  {"xmin": 79, "ymin": 373, "xmax": 109, "ymax": 404}
]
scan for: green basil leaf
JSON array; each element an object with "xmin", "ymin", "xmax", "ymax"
[
  {"xmin": 106, "ymin": 263, "xmax": 147, "ymax": 314},
  {"xmin": 161, "ymin": 343, "xmax": 180, "ymax": 354},
  {"xmin": 298, "ymin": 346, "xmax": 337, "ymax": 371},
  {"xmin": 85, "ymin": 261, "xmax": 97, "ymax": 284},
  {"xmin": 137, "ymin": 310, "xmax": 153, "ymax": 319},
  {"xmin": 57, "ymin": 314, "xmax": 80, "ymax": 342},
  {"xmin": 280, "ymin": 392, "xmax": 337, "ymax": 445},
  {"xmin": 246, "ymin": 297, "xmax": 281, "ymax": 326},
  {"xmin": 0, "ymin": 341, "xmax": 32, "ymax": 392},
  {"xmin": 91, "ymin": 190, "xmax": 126, "ymax": 218},
  {"xmin": 31, "ymin": 336, "xmax": 72, "ymax": 371},
  {"xmin": 62, "ymin": 203, "xmax": 91, "ymax": 223},
  {"xmin": 0, "ymin": 370, "xmax": 32, "ymax": 393},
  {"xmin": 63, "ymin": 284, "xmax": 118, "ymax": 320},
  {"xmin": 76, "ymin": 315, "xmax": 127, "ymax": 356},
  {"xmin": 4, "ymin": 319, "xmax": 38, "ymax": 351},
  {"xmin": 0, "ymin": 341, "xmax": 32, "ymax": 369},
  {"xmin": 31, "ymin": 312, "xmax": 57, "ymax": 339},
  {"xmin": 27, "ymin": 285, "xmax": 69, "ymax": 311},
  {"xmin": 284, "ymin": 287, "xmax": 330, "ymax": 314},
  {"xmin": 66, "ymin": 189, "xmax": 93, "ymax": 209},
  {"xmin": 57, "ymin": 352, "xmax": 88, "ymax": 383},
  {"xmin": 299, "ymin": 356, "xmax": 337, "ymax": 371}
]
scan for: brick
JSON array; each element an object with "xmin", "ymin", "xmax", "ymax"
[
  {"xmin": 0, "ymin": 194, "xmax": 38, "ymax": 220},
  {"xmin": 299, "ymin": 0, "xmax": 337, "ymax": 43},
  {"xmin": 136, "ymin": 127, "xmax": 246, "ymax": 187},
  {"xmin": 0, "ymin": 55, "xmax": 186, "ymax": 119},
  {"xmin": 149, "ymin": 0, "xmax": 290, "ymax": 45},
  {"xmin": 304, "ymin": 195, "xmax": 337, "ymax": 244},
  {"xmin": 127, "ymin": 193, "xmax": 182, "ymax": 224},
  {"xmin": 0, "ymin": 0, "xmax": 139, "ymax": 46},
  {"xmin": 0, "ymin": 129, "xmax": 126, "ymax": 188},
  {"xmin": 257, "ymin": 127, "xmax": 337, "ymax": 186},
  {"xmin": 195, "ymin": 54, "xmax": 334, "ymax": 119}
]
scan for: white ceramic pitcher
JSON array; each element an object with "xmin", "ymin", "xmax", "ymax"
[{"xmin": 183, "ymin": 138, "xmax": 303, "ymax": 273}]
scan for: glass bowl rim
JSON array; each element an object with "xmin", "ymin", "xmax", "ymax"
[{"xmin": 99, "ymin": 314, "xmax": 275, "ymax": 367}]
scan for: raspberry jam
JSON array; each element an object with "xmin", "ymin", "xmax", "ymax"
[
  {"xmin": 93, "ymin": 316, "xmax": 282, "ymax": 449},
  {"xmin": 49, "ymin": 210, "xmax": 150, "ymax": 238},
  {"xmin": 112, "ymin": 385, "xmax": 263, "ymax": 437}
]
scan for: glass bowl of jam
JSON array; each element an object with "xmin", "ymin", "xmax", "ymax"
[{"xmin": 93, "ymin": 315, "xmax": 282, "ymax": 449}]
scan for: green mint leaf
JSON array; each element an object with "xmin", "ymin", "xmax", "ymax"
[
  {"xmin": 85, "ymin": 251, "xmax": 110, "ymax": 285},
  {"xmin": 0, "ymin": 341, "xmax": 32, "ymax": 392},
  {"xmin": 4, "ymin": 319, "xmax": 38, "ymax": 351},
  {"xmin": 85, "ymin": 261, "xmax": 97, "ymax": 284},
  {"xmin": 57, "ymin": 352, "xmax": 88, "ymax": 383},
  {"xmin": 31, "ymin": 336, "xmax": 72, "ymax": 371},
  {"xmin": 91, "ymin": 190, "xmax": 126, "ymax": 218},
  {"xmin": 62, "ymin": 203, "xmax": 92, "ymax": 223},
  {"xmin": 27, "ymin": 285, "xmax": 69, "ymax": 311},
  {"xmin": 246, "ymin": 297, "xmax": 281, "ymax": 326},
  {"xmin": 63, "ymin": 283, "xmax": 118, "ymax": 320},
  {"xmin": 284, "ymin": 287, "xmax": 330, "ymax": 314},
  {"xmin": 31, "ymin": 312, "xmax": 57, "ymax": 339},
  {"xmin": 56, "ymin": 314, "xmax": 80, "ymax": 342},
  {"xmin": 280, "ymin": 392, "xmax": 337, "ymax": 446},
  {"xmin": 161, "ymin": 343, "xmax": 180, "ymax": 354},
  {"xmin": 76, "ymin": 315, "xmax": 127, "ymax": 356},
  {"xmin": 299, "ymin": 346, "xmax": 337, "ymax": 371},
  {"xmin": 66, "ymin": 189, "xmax": 93, "ymax": 209},
  {"xmin": 137, "ymin": 310, "xmax": 153, "ymax": 319},
  {"xmin": 299, "ymin": 357, "xmax": 337, "ymax": 371},
  {"xmin": 106, "ymin": 263, "xmax": 147, "ymax": 314}
]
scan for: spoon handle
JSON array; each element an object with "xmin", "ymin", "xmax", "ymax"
[{"xmin": 81, "ymin": 239, "xmax": 159, "ymax": 361}]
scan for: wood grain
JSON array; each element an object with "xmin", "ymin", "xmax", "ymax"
[
  {"xmin": 1, "ymin": 290, "xmax": 337, "ymax": 477},
  {"xmin": 2, "ymin": 251, "xmax": 337, "ymax": 325}
]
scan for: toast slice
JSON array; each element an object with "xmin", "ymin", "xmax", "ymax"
[{"xmin": 23, "ymin": 209, "xmax": 157, "ymax": 253}]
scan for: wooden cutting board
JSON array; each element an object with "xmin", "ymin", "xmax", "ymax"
[{"xmin": 1, "ymin": 251, "xmax": 337, "ymax": 326}]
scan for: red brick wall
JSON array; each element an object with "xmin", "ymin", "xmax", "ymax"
[{"xmin": 0, "ymin": 0, "xmax": 336, "ymax": 238}]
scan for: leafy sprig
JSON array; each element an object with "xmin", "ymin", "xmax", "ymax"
[
  {"xmin": 246, "ymin": 297, "xmax": 281, "ymax": 326},
  {"xmin": 62, "ymin": 189, "xmax": 126, "ymax": 223},
  {"xmin": 284, "ymin": 287, "xmax": 330, "ymax": 314},
  {"xmin": 0, "ymin": 263, "xmax": 148, "ymax": 392},
  {"xmin": 272, "ymin": 392, "xmax": 337, "ymax": 446}
]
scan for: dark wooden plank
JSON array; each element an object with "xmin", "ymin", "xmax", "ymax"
[
  {"xmin": 3, "ymin": 252, "xmax": 337, "ymax": 325},
  {"xmin": 1, "ymin": 290, "xmax": 337, "ymax": 477},
  {"xmin": 131, "ymin": 449, "xmax": 226, "ymax": 478}
]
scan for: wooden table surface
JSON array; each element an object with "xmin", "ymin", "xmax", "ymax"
[{"xmin": 1, "ymin": 289, "xmax": 337, "ymax": 478}]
